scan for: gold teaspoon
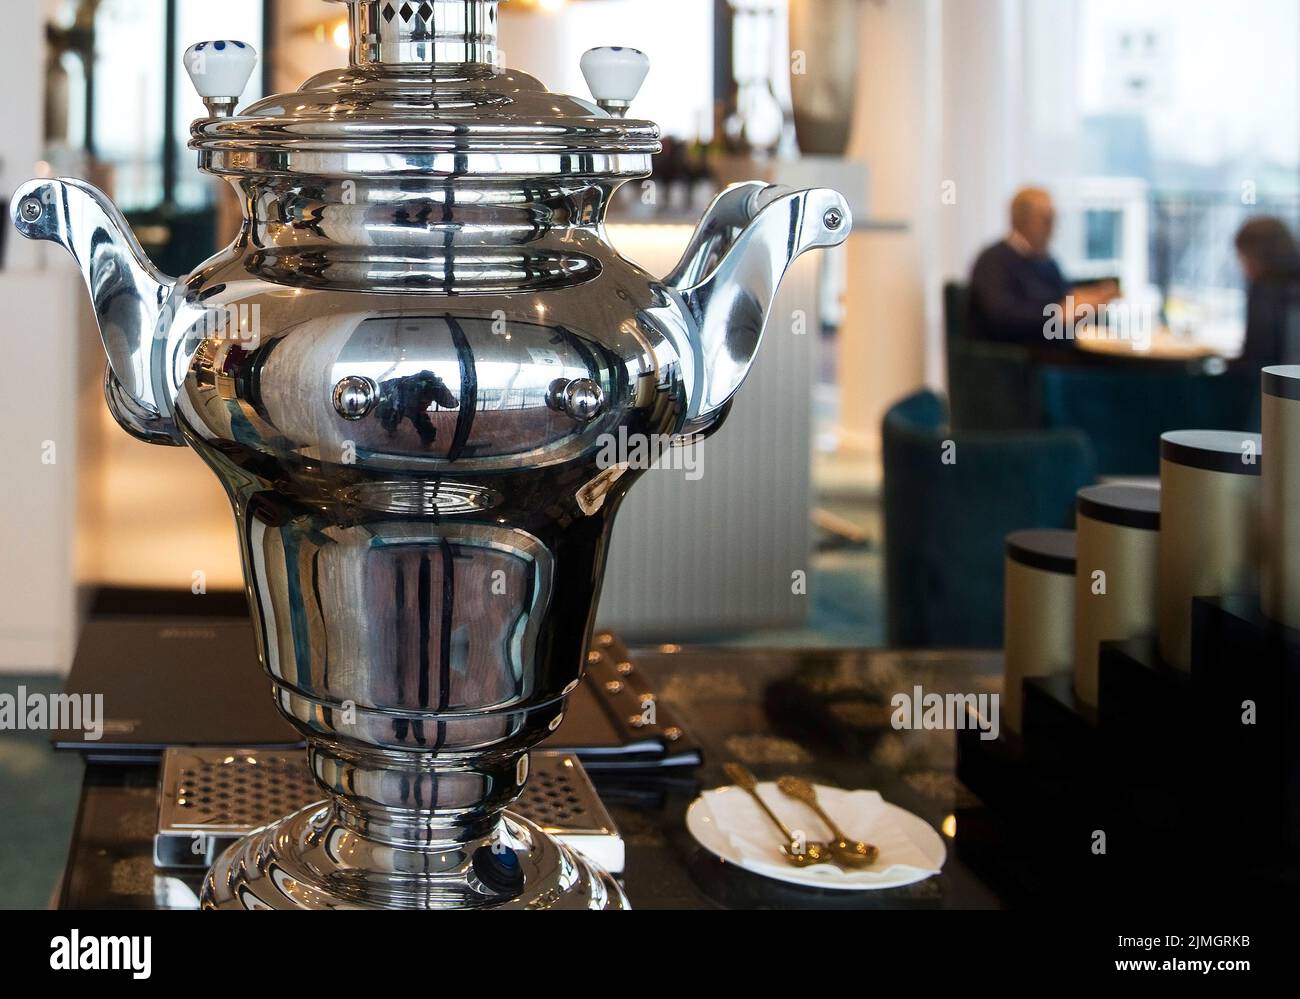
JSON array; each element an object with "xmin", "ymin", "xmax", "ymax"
[
  {"xmin": 722, "ymin": 763, "xmax": 835, "ymax": 867},
  {"xmin": 776, "ymin": 776, "xmax": 879, "ymax": 868}
]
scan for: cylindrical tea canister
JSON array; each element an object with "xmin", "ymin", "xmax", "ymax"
[
  {"xmin": 1262, "ymin": 366, "xmax": 1300, "ymax": 629},
  {"xmin": 1157, "ymin": 430, "xmax": 1261, "ymax": 670},
  {"xmin": 1073, "ymin": 484, "xmax": 1160, "ymax": 707},
  {"xmin": 1004, "ymin": 529, "xmax": 1076, "ymax": 732}
]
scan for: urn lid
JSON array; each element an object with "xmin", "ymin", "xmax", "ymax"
[{"xmin": 187, "ymin": 0, "xmax": 660, "ymax": 181}]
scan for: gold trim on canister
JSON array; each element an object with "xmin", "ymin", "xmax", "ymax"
[
  {"xmin": 1262, "ymin": 366, "xmax": 1300, "ymax": 628},
  {"xmin": 1073, "ymin": 484, "xmax": 1160, "ymax": 707},
  {"xmin": 1004, "ymin": 529, "xmax": 1076, "ymax": 732},
  {"xmin": 1157, "ymin": 430, "xmax": 1261, "ymax": 671}
]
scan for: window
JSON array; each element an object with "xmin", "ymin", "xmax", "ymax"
[
  {"xmin": 1084, "ymin": 209, "xmax": 1123, "ymax": 262},
  {"xmin": 1023, "ymin": 0, "xmax": 1300, "ymax": 349},
  {"xmin": 75, "ymin": 0, "xmax": 168, "ymax": 211},
  {"xmin": 499, "ymin": 0, "xmax": 716, "ymax": 141}
]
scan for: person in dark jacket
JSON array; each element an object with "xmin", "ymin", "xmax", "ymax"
[
  {"xmin": 1235, "ymin": 216, "xmax": 1300, "ymax": 367},
  {"xmin": 967, "ymin": 187, "xmax": 1117, "ymax": 347}
]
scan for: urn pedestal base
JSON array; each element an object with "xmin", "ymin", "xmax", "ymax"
[{"xmin": 200, "ymin": 802, "xmax": 627, "ymax": 910}]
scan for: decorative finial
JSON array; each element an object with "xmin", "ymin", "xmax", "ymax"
[
  {"xmin": 580, "ymin": 47, "xmax": 650, "ymax": 117},
  {"xmin": 184, "ymin": 40, "xmax": 258, "ymax": 118}
]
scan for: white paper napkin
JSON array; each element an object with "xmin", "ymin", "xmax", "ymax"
[{"xmin": 701, "ymin": 783, "xmax": 943, "ymax": 883}]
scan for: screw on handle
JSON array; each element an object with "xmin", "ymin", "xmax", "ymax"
[
  {"xmin": 184, "ymin": 40, "xmax": 258, "ymax": 118},
  {"xmin": 580, "ymin": 47, "xmax": 650, "ymax": 117}
]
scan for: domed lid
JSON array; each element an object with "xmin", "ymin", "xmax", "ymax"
[{"xmin": 188, "ymin": 0, "xmax": 659, "ymax": 180}]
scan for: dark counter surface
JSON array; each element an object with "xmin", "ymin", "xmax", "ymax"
[{"xmin": 59, "ymin": 644, "xmax": 1013, "ymax": 910}]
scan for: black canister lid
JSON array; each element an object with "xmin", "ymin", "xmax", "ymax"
[
  {"xmin": 1160, "ymin": 430, "xmax": 1262, "ymax": 476},
  {"xmin": 1263, "ymin": 365, "xmax": 1300, "ymax": 401},
  {"xmin": 1006, "ymin": 529, "xmax": 1077, "ymax": 575},
  {"xmin": 1076, "ymin": 483, "xmax": 1161, "ymax": 531}
]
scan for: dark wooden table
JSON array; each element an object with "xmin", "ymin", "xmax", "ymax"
[{"xmin": 58, "ymin": 644, "xmax": 1017, "ymax": 909}]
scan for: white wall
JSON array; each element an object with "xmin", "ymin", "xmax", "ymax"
[
  {"xmin": 498, "ymin": 0, "xmax": 713, "ymax": 139},
  {"xmin": 0, "ymin": 2, "xmax": 81, "ymax": 672},
  {"xmin": 0, "ymin": 273, "xmax": 80, "ymax": 673},
  {"xmin": 1, "ymin": 2, "xmax": 47, "ymax": 272},
  {"xmin": 272, "ymin": 0, "xmax": 716, "ymax": 134},
  {"xmin": 937, "ymin": 0, "xmax": 1027, "ymax": 286},
  {"xmin": 835, "ymin": 0, "xmax": 940, "ymax": 450}
]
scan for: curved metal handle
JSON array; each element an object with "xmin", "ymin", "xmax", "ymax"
[
  {"xmin": 663, "ymin": 182, "xmax": 791, "ymax": 290},
  {"xmin": 667, "ymin": 183, "xmax": 852, "ymax": 438},
  {"xmin": 10, "ymin": 178, "xmax": 182, "ymax": 446}
]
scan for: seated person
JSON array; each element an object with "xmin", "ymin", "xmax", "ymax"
[
  {"xmin": 1235, "ymin": 216, "xmax": 1300, "ymax": 367},
  {"xmin": 967, "ymin": 187, "xmax": 1117, "ymax": 347}
]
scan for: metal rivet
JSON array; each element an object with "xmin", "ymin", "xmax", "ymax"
[
  {"xmin": 562, "ymin": 378, "xmax": 605, "ymax": 421},
  {"xmin": 823, "ymin": 208, "xmax": 844, "ymax": 230},
  {"xmin": 20, "ymin": 198, "xmax": 42, "ymax": 223},
  {"xmin": 332, "ymin": 375, "xmax": 377, "ymax": 420}
]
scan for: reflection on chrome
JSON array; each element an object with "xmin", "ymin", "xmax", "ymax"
[{"xmin": 9, "ymin": 0, "xmax": 850, "ymax": 909}]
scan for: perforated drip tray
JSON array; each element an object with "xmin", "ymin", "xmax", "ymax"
[{"xmin": 154, "ymin": 747, "xmax": 624, "ymax": 874}]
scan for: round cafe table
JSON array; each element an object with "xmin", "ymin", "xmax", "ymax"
[{"xmin": 1073, "ymin": 327, "xmax": 1222, "ymax": 361}]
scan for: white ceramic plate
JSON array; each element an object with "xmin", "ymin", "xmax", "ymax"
[{"xmin": 685, "ymin": 783, "xmax": 947, "ymax": 891}]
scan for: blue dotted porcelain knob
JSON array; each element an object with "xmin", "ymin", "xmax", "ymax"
[{"xmin": 184, "ymin": 39, "xmax": 258, "ymax": 117}]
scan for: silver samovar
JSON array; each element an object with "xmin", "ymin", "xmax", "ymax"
[{"xmin": 11, "ymin": 0, "xmax": 850, "ymax": 908}]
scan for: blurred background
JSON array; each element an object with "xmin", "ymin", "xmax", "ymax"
[{"xmin": 1, "ymin": 0, "xmax": 1297, "ymax": 675}]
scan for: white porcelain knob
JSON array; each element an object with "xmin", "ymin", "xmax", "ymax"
[
  {"xmin": 184, "ymin": 39, "xmax": 257, "ymax": 116},
  {"xmin": 580, "ymin": 47, "xmax": 650, "ymax": 116}
]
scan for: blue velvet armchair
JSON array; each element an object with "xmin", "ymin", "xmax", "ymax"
[
  {"xmin": 883, "ymin": 389, "xmax": 1097, "ymax": 648},
  {"xmin": 1038, "ymin": 365, "xmax": 1260, "ymax": 476}
]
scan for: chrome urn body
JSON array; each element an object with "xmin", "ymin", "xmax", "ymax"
[{"xmin": 11, "ymin": 0, "xmax": 850, "ymax": 909}]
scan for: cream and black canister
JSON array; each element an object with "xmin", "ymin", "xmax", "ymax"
[
  {"xmin": 1074, "ymin": 484, "xmax": 1161, "ymax": 707},
  {"xmin": 1157, "ymin": 430, "xmax": 1261, "ymax": 670},
  {"xmin": 1262, "ymin": 366, "xmax": 1300, "ymax": 629},
  {"xmin": 1004, "ymin": 529, "xmax": 1076, "ymax": 732}
]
